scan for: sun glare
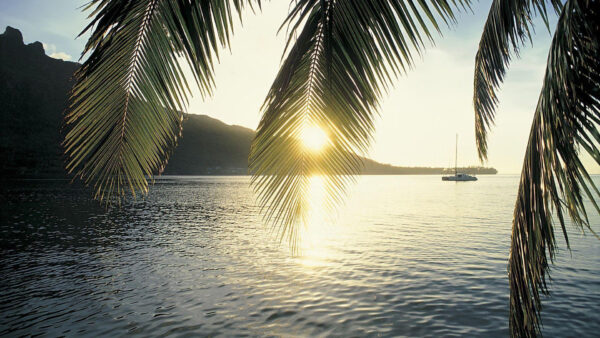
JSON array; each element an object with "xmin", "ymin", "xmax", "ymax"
[
  {"xmin": 298, "ymin": 175, "xmax": 335, "ymax": 266},
  {"xmin": 301, "ymin": 126, "xmax": 329, "ymax": 152}
]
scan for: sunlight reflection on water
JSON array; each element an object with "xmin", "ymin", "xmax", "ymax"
[
  {"xmin": 298, "ymin": 175, "xmax": 336, "ymax": 267},
  {"xmin": 1, "ymin": 175, "xmax": 599, "ymax": 337}
]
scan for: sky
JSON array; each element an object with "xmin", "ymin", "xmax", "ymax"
[{"xmin": 0, "ymin": 0, "xmax": 597, "ymax": 174}]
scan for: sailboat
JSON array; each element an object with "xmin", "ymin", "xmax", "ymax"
[{"xmin": 442, "ymin": 134, "xmax": 477, "ymax": 182}]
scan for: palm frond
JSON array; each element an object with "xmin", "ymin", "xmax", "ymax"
[
  {"xmin": 473, "ymin": 0, "xmax": 562, "ymax": 160},
  {"xmin": 250, "ymin": 0, "xmax": 471, "ymax": 251},
  {"xmin": 64, "ymin": 0, "xmax": 259, "ymax": 201},
  {"xmin": 508, "ymin": 0, "xmax": 600, "ymax": 335}
]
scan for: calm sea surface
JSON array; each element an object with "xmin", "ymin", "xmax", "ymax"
[{"xmin": 1, "ymin": 175, "xmax": 599, "ymax": 337}]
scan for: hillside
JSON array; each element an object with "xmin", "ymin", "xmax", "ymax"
[
  {"xmin": 164, "ymin": 114, "xmax": 254, "ymax": 175},
  {"xmin": 0, "ymin": 26, "xmax": 79, "ymax": 177},
  {"xmin": 0, "ymin": 26, "xmax": 496, "ymax": 177},
  {"xmin": 166, "ymin": 115, "xmax": 497, "ymax": 175}
]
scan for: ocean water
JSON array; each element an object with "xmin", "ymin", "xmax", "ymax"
[{"xmin": 1, "ymin": 175, "xmax": 599, "ymax": 337}]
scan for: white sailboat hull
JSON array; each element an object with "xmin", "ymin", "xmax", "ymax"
[
  {"xmin": 442, "ymin": 134, "xmax": 477, "ymax": 182},
  {"xmin": 442, "ymin": 174, "xmax": 477, "ymax": 181}
]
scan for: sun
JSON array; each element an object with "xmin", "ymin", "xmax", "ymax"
[{"xmin": 301, "ymin": 125, "xmax": 329, "ymax": 152}]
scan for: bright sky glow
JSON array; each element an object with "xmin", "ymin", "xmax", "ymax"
[{"xmin": 0, "ymin": 1, "xmax": 598, "ymax": 174}]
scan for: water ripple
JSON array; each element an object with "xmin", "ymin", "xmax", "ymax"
[{"xmin": 0, "ymin": 176, "xmax": 598, "ymax": 337}]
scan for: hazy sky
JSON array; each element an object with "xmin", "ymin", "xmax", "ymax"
[{"xmin": 1, "ymin": 1, "xmax": 597, "ymax": 174}]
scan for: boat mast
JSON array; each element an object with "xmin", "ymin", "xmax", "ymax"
[{"xmin": 455, "ymin": 134, "xmax": 458, "ymax": 175}]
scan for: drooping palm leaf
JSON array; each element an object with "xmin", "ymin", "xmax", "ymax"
[
  {"xmin": 249, "ymin": 0, "xmax": 471, "ymax": 250},
  {"xmin": 473, "ymin": 0, "xmax": 562, "ymax": 160},
  {"xmin": 476, "ymin": 0, "xmax": 600, "ymax": 336},
  {"xmin": 64, "ymin": 0, "xmax": 259, "ymax": 201}
]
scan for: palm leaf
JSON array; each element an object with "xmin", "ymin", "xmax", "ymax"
[
  {"xmin": 250, "ymin": 0, "xmax": 471, "ymax": 251},
  {"xmin": 503, "ymin": 1, "xmax": 600, "ymax": 336},
  {"xmin": 64, "ymin": 0, "xmax": 259, "ymax": 202},
  {"xmin": 473, "ymin": 0, "xmax": 562, "ymax": 160}
]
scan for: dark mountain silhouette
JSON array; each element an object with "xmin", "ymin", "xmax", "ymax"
[
  {"xmin": 163, "ymin": 114, "xmax": 255, "ymax": 175},
  {"xmin": 0, "ymin": 26, "xmax": 78, "ymax": 177},
  {"xmin": 0, "ymin": 26, "xmax": 497, "ymax": 177}
]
